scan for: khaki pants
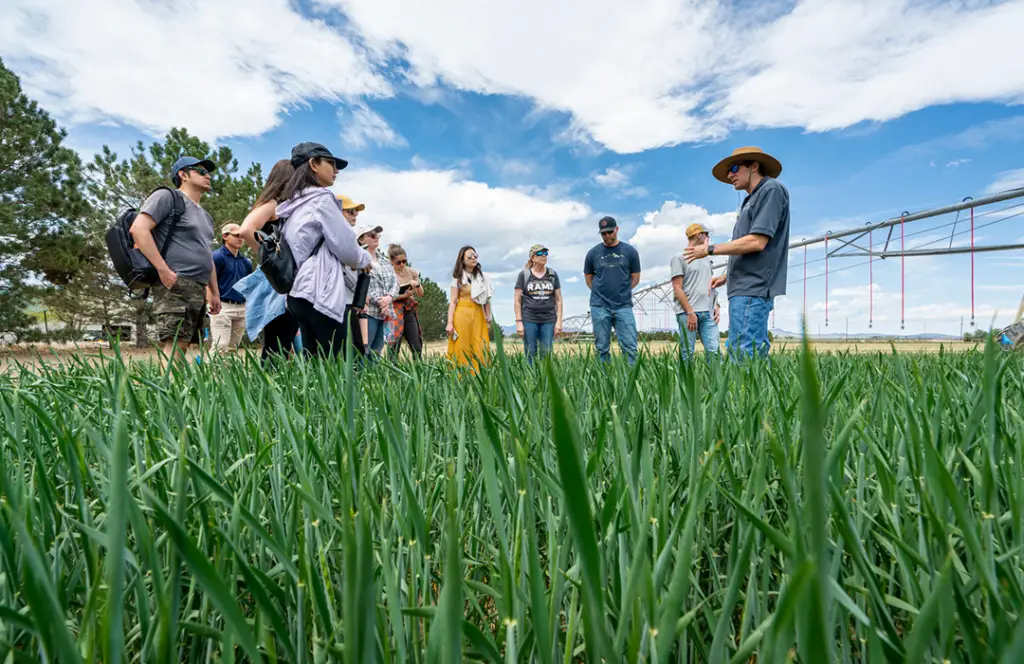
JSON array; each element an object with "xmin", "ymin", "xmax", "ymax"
[{"xmin": 209, "ymin": 302, "xmax": 246, "ymax": 351}]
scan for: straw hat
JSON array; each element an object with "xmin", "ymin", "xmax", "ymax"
[{"xmin": 712, "ymin": 146, "xmax": 782, "ymax": 184}]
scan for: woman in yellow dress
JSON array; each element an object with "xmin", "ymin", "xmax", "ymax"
[{"xmin": 446, "ymin": 246, "xmax": 493, "ymax": 369}]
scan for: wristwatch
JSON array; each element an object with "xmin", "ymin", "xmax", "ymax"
[{"xmin": 707, "ymin": 244, "xmax": 716, "ymax": 255}]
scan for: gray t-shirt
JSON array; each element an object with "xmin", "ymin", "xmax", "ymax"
[
  {"xmin": 139, "ymin": 189, "xmax": 215, "ymax": 285},
  {"xmin": 515, "ymin": 268, "xmax": 561, "ymax": 323},
  {"xmin": 669, "ymin": 254, "xmax": 713, "ymax": 314},
  {"xmin": 726, "ymin": 177, "xmax": 790, "ymax": 299}
]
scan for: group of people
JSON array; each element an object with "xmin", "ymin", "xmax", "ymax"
[
  {"xmin": 126, "ymin": 142, "xmax": 789, "ymax": 367},
  {"xmin": 567, "ymin": 144, "xmax": 790, "ymax": 364}
]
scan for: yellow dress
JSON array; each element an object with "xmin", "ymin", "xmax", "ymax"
[{"xmin": 447, "ymin": 283, "xmax": 490, "ymax": 369}]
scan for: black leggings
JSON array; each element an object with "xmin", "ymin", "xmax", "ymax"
[
  {"xmin": 261, "ymin": 311, "xmax": 298, "ymax": 363},
  {"xmin": 391, "ymin": 308, "xmax": 423, "ymax": 358},
  {"xmin": 287, "ymin": 296, "xmax": 349, "ymax": 359}
]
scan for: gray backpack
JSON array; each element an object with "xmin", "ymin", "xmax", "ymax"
[{"xmin": 520, "ymin": 267, "xmax": 551, "ymax": 288}]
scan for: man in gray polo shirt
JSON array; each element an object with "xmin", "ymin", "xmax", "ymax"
[
  {"xmin": 130, "ymin": 156, "xmax": 222, "ymax": 363},
  {"xmin": 670, "ymin": 223, "xmax": 721, "ymax": 361},
  {"xmin": 684, "ymin": 146, "xmax": 789, "ymax": 360}
]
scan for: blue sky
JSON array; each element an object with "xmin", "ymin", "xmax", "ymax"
[{"xmin": 3, "ymin": 0, "xmax": 1024, "ymax": 336}]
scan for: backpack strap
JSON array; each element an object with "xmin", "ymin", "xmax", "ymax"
[
  {"xmin": 521, "ymin": 266, "xmax": 551, "ymax": 285},
  {"xmin": 151, "ymin": 186, "xmax": 186, "ymax": 258}
]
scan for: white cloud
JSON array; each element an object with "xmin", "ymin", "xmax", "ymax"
[
  {"xmin": 6, "ymin": 0, "xmax": 1023, "ymax": 152},
  {"xmin": 987, "ymin": 168, "xmax": 1024, "ymax": 194},
  {"xmin": 329, "ymin": 166, "xmax": 594, "ymax": 320},
  {"xmin": 628, "ymin": 201, "xmax": 736, "ymax": 277},
  {"xmin": 594, "ymin": 169, "xmax": 631, "ymax": 189},
  {"xmin": 339, "ymin": 102, "xmax": 407, "ymax": 150},
  {"xmin": 0, "ymin": 0, "xmax": 391, "ymax": 140},
  {"xmin": 946, "ymin": 159, "xmax": 971, "ymax": 168},
  {"xmin": 593, "ymin": 167, "xmax": 648, "ymax": 197},
  {"xmin": 717, "ymin": 1, "xmax": 1024, "ymax": 134},
  {"xmin": 327, "ymin": 0, "xmax": 1024, "ymax": 152}
]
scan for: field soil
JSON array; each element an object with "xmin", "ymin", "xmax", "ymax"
[{"xmin": 1, "ymin": 337, "xmax": 983, "ymax": 370}]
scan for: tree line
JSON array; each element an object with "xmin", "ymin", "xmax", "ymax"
[{"xmin": 0, "ymin": 58, "xmax": 449, "ymax": 347}]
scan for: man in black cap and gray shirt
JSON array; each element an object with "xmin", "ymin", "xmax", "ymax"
[{"xmin": 130, "ymin": 156, "xmax": 222, "ymax": 363}]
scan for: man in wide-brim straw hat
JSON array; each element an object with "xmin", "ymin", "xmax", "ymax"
[{"xmin": 684, "ymin": 146, "xmax": 790, "ymax": 360}]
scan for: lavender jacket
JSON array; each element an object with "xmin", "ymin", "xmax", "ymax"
[{"xmin": 278, "ymin": 188, "xmax": 372, "ymax": 324}]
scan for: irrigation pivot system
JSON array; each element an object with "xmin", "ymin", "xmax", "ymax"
[{"xmin": 562, "ymin": 186, "xmax": 1024, "ymax": 337}]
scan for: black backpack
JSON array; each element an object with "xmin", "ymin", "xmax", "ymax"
[
  {"xmin": 105, "ymin": 186, "xmax": 185, "ymax": 297},
  {"xmin": 255, "ymin": 217, "xmax": 323, "ymax": 294}
]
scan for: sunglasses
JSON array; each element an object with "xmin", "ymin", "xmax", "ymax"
[
  {"xmin": 186, "ymin": 166, "xmax": 210, "ymax": 177},
  {"xmin": 363, "ymin": 232, "xmax": 379, "ymax": 240},
  {"xmin": 728, "ymin": 161, "xmax": 753, "ymax": 175},
  {"xmin": 225, "ymin": 232, "xmax": 241, "ymax": 237},
  {"xmin": 600, "ymin": 229, "xmax": 615, "ymax": 235},
  {"xmin": 466, "ymin": 253, "xmax": 478, "ymax": 260},
  {"xmin": 534, "ymin": 250, "xmax": 549, "ymax": 257},
  {"xmin": 392, "ymin": 258, "xmax": 407, "ymax": 265}
]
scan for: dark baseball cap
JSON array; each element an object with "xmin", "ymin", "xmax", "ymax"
[
  {"xmin": 169, "ymin": 156, "xmax": 216, "ymax": 186},
  {"xmin": 598, "ymin": 216, "xmax": 617, "ymax": 233},
  {"xmin": 290, "ymin": 142, "xmax": 348, "ymax": 170}
]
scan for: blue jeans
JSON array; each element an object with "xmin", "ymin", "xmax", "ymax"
[
  {"xmin": 365, "ymin": 316, "xmax": 387, "ymax": 358},
  {"xmin": 523, "ymin": 321, "xmax": 555, "ymax": 364},
  {"xmin": 676, "ymin": 311, "xmax": 720, "ymax": 361},
  {"xmin": 591, "ymin": 306, "xmax": 638, "ymax": 364},
  {"xmin": 727, "ymin": 296, "xmax": 773, "ymax": 360}
]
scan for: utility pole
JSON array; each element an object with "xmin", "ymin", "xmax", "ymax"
[
  {"xmin": 845, "ymin": 317, "xmax": 849, "ymax": 341},
  {"xmin": 43, "ymin": 310, "xmax": 49, "ymax": 335},
  {"xmin": 960, "ymin": 316, "xmax": 964, "ymax": 338}
]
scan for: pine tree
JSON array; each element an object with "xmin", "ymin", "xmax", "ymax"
[
  {"xmin": 417, "ymin": 277, "xmax": 450, "ymax": 342},
  {"xmin": 0, "ymin": 57, "xmax": 90, "ymax": 341}
]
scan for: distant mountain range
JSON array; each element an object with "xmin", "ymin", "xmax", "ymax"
[
  {"xmin": 499, "ymin": 325, "xmax": 961, "ymax": 340},
  {"xmin": 771, "ymin": 329, "xmax": 960, "ymax": 340}
]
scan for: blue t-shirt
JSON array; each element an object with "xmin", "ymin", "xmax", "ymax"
[
  {"xmin": 584, "ymin": 241, "xmax": 641, "ymax": 309},
  {"xmin": 212, "ymin": 246, "xmax": 253, "ymax": 303}
]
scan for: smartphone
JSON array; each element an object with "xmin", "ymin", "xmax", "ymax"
[{"xmin": 452, "ymin": 330, "xmax": 459, "ymax": 341}]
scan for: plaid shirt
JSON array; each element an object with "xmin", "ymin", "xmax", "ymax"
[{"xmin": 365, "ymin": 249, "xmax": 399, "ymax": 319}]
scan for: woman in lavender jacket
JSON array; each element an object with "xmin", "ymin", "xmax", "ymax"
[{"xmin": 277, "ymin": 142, "xmax": 372, "ymax": 358}]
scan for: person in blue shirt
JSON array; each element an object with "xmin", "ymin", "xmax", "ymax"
[
  {"xmin": 584, "ymin": 216, "xmax": 641, "ymax": 364},
  {"xmin": 210, "ymin": 223, "xmax": 253, "ymax": 351}
]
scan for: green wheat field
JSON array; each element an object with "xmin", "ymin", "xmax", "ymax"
[{"xmin": 1, "ymin": 338, "xmax": 1023, "ymax": 663}]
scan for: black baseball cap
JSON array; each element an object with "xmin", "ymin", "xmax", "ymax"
[
  {"xmin": 598, "ymin": 216, "xmax": 617, "ymax": 233},
  {"xmin": 290, "ymin": 142, "xmax": 348, "ymax": 170}
]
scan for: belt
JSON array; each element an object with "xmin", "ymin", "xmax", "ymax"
[{"xmin": 221, "ymin": 298, "xmax": 244, "ymax": 305}]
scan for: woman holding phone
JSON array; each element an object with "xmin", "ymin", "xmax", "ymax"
[{"xmin": 385, "ymin": 244, "xmax": 425, "ymax": 358}]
